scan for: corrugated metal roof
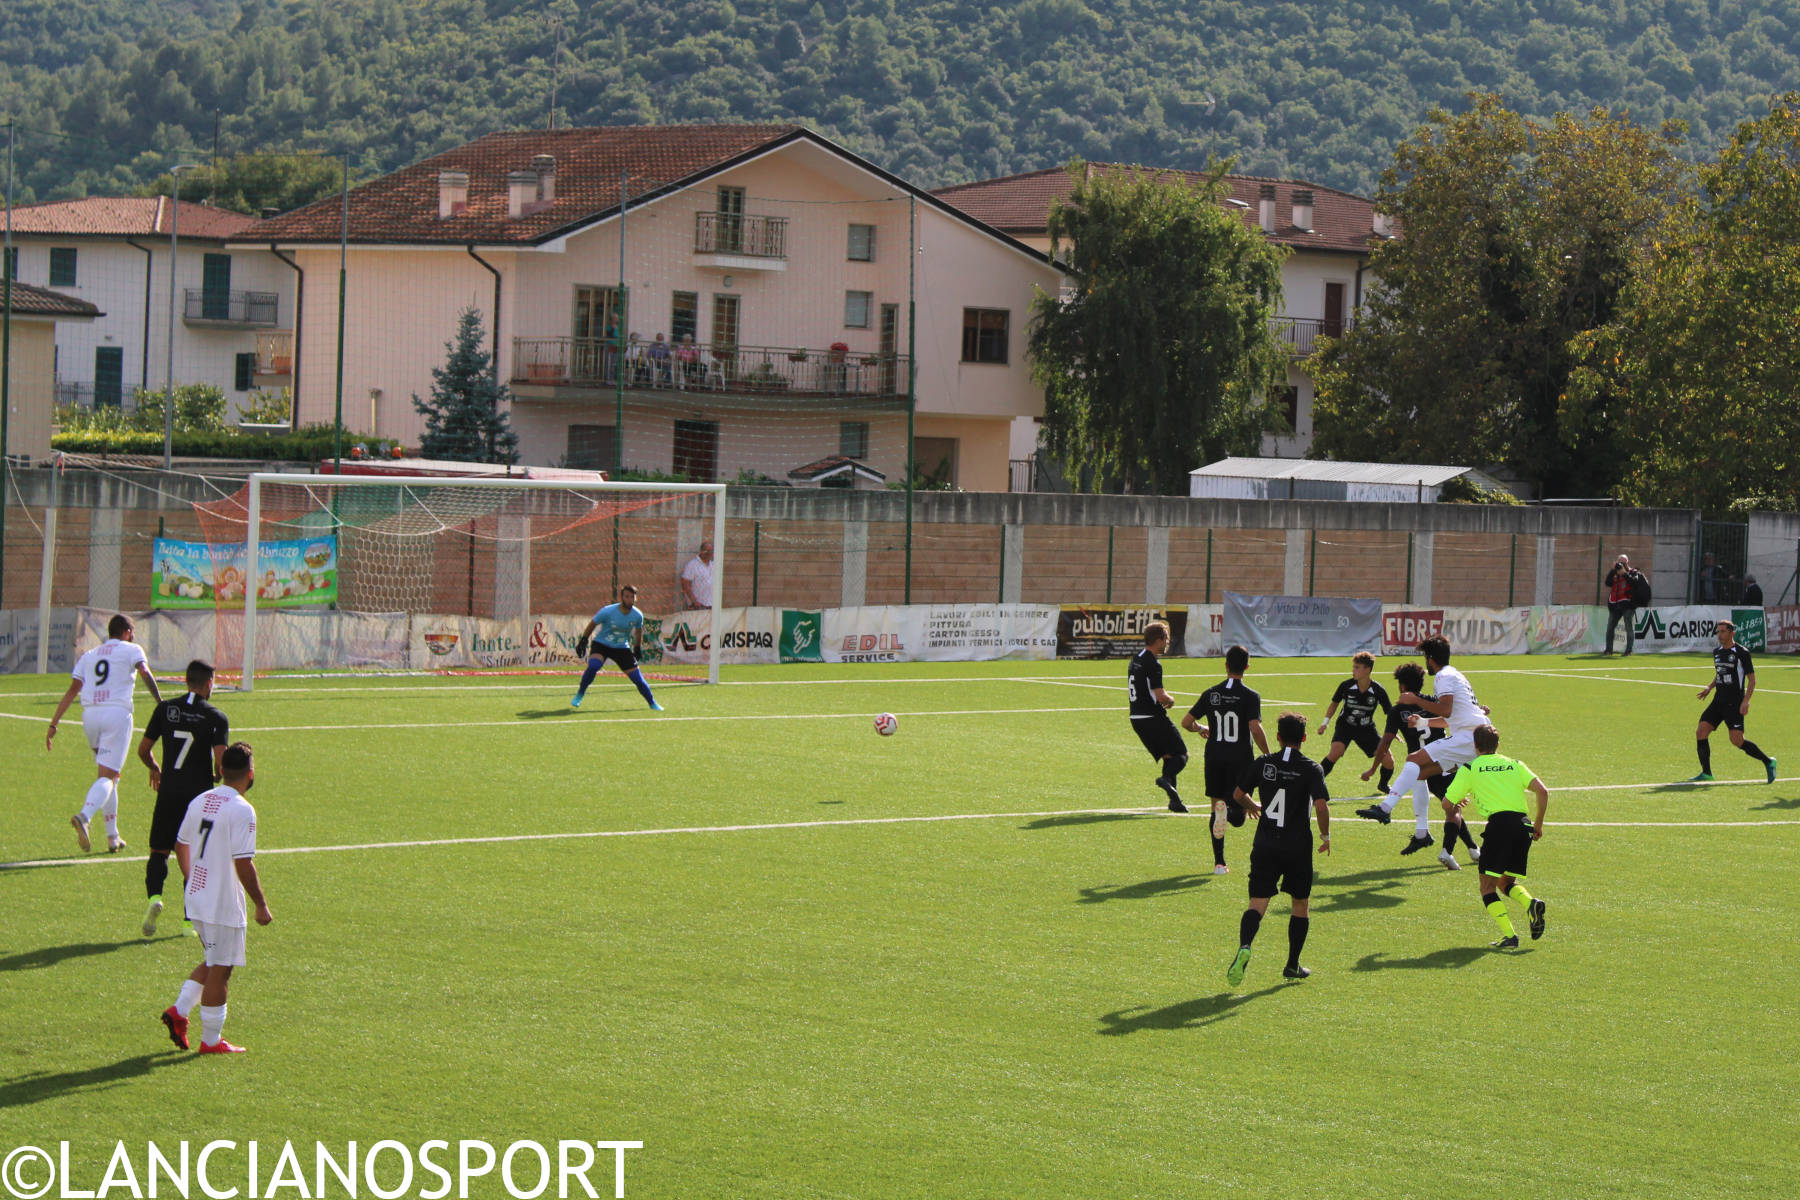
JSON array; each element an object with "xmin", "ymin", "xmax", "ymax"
[{"xmin": 1190, "ymin": 458, "xmax": 1478, "ymax": 487}]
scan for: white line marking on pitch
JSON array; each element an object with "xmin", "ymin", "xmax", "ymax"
[
  {"xmin": 1518, "ymin": 670, "xmax": 1800, "ymax": 696},
  {"xmin": 7, "ymin": 802, "xmax": 1796, "ymax": 872}
]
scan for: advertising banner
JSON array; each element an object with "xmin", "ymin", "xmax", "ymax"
[
  {"xmin": 152, "ymin": 536, "xmax": 338, "ymax": 609},
  {"xmin": 912, "ymin": 605, "xmax": 1058, "ymax": 661},
  {"xmin": 0, "ymin": 608, "xmax": 78, "ymax": 674},
  {"xmin": 1730, "ymin": 608, "xmax": 1767, "ymax": 653},
  {"xmin": 658, "ymin": 608, "xmax": 781, "ymax": 666},
  {"xmin": 781, "ymin": 610, "xmax": 824, "ymax": 663},
  {"xmin": 1527, "ymin": 606, "xmax": 1606, "ymax": 655},
  {"xmin": 1223, "ymin": 593, "xmax": 1381, "ymax": 657},
  {"xmin": 1767, "ymin": 606, "xmax": 1800, "ymax": 653},
  {"xmin": 1184, "ymin": 604, "xmax": 1225, "ymax": 659},
  {"xmin": 1056, "ymin": 605, "xmax": 1189, "ymax": 659},
  {"xmin": 1629, "ymin": 606, "xmax": 1738, "ymax": 653},
  {"xmin": 411, "ymin": 615, "xmax": 588, "ymax": 670},
  {"xmin": 1381, "ymin": 607, "xmax": 1529, "ymax": 655}
]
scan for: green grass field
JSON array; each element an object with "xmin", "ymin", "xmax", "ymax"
[{"xmin": 4, "ymin": 654, "xmax": 1797, "ymax": 1199}]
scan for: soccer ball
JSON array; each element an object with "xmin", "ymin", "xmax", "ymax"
[{"xmin": 873, "ymin": 712, "xmax": 898, "ymax": 737}]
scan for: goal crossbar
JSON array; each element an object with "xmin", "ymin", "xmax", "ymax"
[{"xmin": 239, "ymin": 473, "xmax": 727, "ymax": 689}]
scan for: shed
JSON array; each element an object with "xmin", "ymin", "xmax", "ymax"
[{"xmin": 1189, "ymin": 457, "xmax": 1511, "ymax": 503}]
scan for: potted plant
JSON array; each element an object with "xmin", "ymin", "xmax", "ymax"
[{"xmin": 787, "ymin": 348, "xmax": 809, "ymax": 362}]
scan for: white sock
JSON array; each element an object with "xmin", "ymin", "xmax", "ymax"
[
  {"xmin": 79, "ymin": 778, "xmax": 113, "ymax": 822},
  {"xmin": 200, "ymin": 1004, "xmax": 227, "ymax": 1046},
  {"xmin": 1384, "ymin": 762, "xmax": 1421, "ymax": 811},
  {"xmin": 102, "ymin": 785, "xmax": 120, "ymax": 838},
  {"xmin": 1411, "ymin": 781, "xmax": 1431, "ymax": 836},
  {"xmin": 174, "ymin": 980, "xmax": 203, "ymax": 1015}
]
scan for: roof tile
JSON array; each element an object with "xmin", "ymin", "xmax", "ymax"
[
  {"xmin": 2, "ymin": 279, "xmax": 102, "ymax": 318},
  {"xmin": 5, "ymin": 197, "xmax": 260, "ymax": 240}
]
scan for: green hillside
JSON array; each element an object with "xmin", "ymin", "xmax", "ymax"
[{"xmin": 2, "ymin": 0, "xmax": 1798, "ymax": 204}]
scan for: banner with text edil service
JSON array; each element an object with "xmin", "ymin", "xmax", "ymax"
[
  {"xmin": 1381, "ymin": 607, "xmax": 1530, "ymax": 655},
  {"xmin": 1223, "ymin": 593, "xmax": 1381, "ymax": 657},
  {"xmin": 817, "ymin": 605, "xmax": 1059, "ymax": 663},
  {"xmin": 1629, "ymin": 606, "xmax": 1739, "ymax": 653},
  {"xmin": 1767, "ymin": 606, "xmax": 1800, "ymax": 653},
  {"xmin": 1056, "ymin": 605, "xmax": 1189, "ymax": 659}
]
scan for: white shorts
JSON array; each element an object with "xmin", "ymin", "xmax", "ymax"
[
  {"xmin": 82, "ymin": 707, "xmax": 135, "ymax": 773},
  {"xmin": 1425, "ymin": 729, "xmax": 1480, "ymax": 771},
  {"xmin": 190, "ymin": 920, "xmax": 247, "ymax": 968}
]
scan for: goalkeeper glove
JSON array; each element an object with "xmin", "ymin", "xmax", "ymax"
[{"xmin": 574, "ymin": 636, "xmax": 589, "ymax": 658}]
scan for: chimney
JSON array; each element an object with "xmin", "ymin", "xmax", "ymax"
[
  {"xmin": 506, "ymin": 169, "xmax": 538, "ymax": 219},
  {"xmin": 1372, "ymin": 211, "xmax": 1393, "ymax": 238},
  {"xmin": 1292, "ymin": 189, "xmax": 1315, "ymax": 232},
  {"xmin": 438, "ymin": 170, "xmax": 469, "ymax": 219},
  {"xmin": 532, "ymin": 154, "xmax": 557, "ymax": 203},
  {"xmin": 1258, "ymin": 183, "xmax": 1276, "ymax": 233}
]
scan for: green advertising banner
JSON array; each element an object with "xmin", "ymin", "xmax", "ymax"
[
  {"xmin": 1731, "ymin": 608, "xmax": 1766, "ymax": 652},
  {"xmin": 152, "ymin": 536, "xmax": 338, "ymax": 609},
  {"xmin": 780, "ymin": 610, "xmax": 823, "ymax": 662}
]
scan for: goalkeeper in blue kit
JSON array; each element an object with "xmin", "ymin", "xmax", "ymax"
[{"xmin": 572, "ymin": 585, "xmax": 663, "ymax": 711}]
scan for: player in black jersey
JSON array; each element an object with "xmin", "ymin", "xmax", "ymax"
[
  {"xmin": 1127, "ymin": 623, "xmax": 1190, "ymax": 812},
  {"xmin": 1366, "ymin": 661, "xmax": 1478, "ymax": 870},
  {"xmin": 1315, "ymin": 651, "xmax": 1395, "ymax": 792},
  {"xmin": 1224, "ymin": 712, "xmax": 1330, "ymax": 986},
  {"xmin": 135, "ymin": 660, "xmax": 230, "ymax": 937},
  {"xmin": 1690, "ymin": 619, "xmax": 1776, "ymax": 784},
  {"xmin": 1182, "ymin": 644, "xmax": 1269, "ymax": 874}
]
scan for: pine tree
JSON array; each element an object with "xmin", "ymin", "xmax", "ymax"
[{"xmin": 413, "ymin": 307, "xmax": 520, "ymax": 464}]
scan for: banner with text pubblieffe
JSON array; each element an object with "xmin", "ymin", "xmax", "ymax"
[
  {"xmin": 152, "ymin": 536, "xmax": 337, "ymax": 609},
  {"xmin": 1056, "ymin": 605, "xmax": 1188, "ymax": 659}
]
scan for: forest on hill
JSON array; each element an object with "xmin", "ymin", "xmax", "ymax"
[{"xmin": 3, "ymin": 0, "xmax": 1799, "ymax": 206}]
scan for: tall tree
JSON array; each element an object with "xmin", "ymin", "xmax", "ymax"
[
  {"xmin": 413, "ymin": 307, "xmax": 520, "ymax": 465},
  {"xmin": 1566, "ymin": 96, "xmax": 1800, "ymax": 514},
  {"xmin": 1027, "ymin": 161, "xmax": 1287, "ymax": 494},
  {"xmin": 1309, "ymin": 95, "xmax": 1686, "ymax": 498}
]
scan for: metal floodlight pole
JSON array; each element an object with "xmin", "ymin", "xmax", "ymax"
[
  {"xmin": 1, "ymin": 121, "xmax": 14, "ymax": 609},
  {"xmin": 614, "ymin": 170, "xmax": 627, "ymax": 479},
  {"xmin": 164, "ymin": 163, "xmax": 201, "ymax": 470},
  {"xmin": 334, "ymin": 157, "xmax": 348, "ymax": 470},
  {"xmin": 904, "ymin": 195, "xmax": 916, "ymax": 604}
]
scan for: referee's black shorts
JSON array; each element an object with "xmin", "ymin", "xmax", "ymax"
[
  {"xmin": 589, "ymin": 642, "xmax": 640, "ymax": 673},
  {"xmin": 1479, "ymin": 810, "xmax": 1533, "ymax": 880},
  {"xmin": 1130, "ymin": 715, "xmax": 1186, "ymax": 763}
]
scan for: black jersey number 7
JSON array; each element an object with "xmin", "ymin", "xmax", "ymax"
[{"xmin": 197, "ymin": 819, "xmax": 215, "ymax": 856}]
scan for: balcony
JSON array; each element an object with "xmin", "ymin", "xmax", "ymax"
[
  {"xmin": 184, "ymin": 288, "xmax": 280, "ymax": 327},
  {"xmin": 692, "ymin": 212, "xmax": 788, "ymax": 272},
  {"xmin": 1270, "ymin": 316, "xmax": 1351, "ymax": 357},
  {"xmin": 512, "ymin": 338, "xmax": 909, "ymax": 403},
  {"xmin": 254, "ymin": 330, "xmax": 294, "ymax": 376}
]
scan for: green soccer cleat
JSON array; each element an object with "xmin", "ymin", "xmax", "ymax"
[
  {"xmin": 1527, "ymin": 899, "xmax": 1547, "ymax": 940},
  {"xmin": 142, "ymin": 896, "xmax": 163, "ymax": 938},
  {"xmin": 1226, "ymin": 946, "xmax": 1252, "ymax": 987},
  {"xmin": 1687, "ymin": 772, "xmax": 1713, "ymax": 783},
  {"xmin": 1767, "ymin": 758, "xmax": 1778, "ymax": 785}
]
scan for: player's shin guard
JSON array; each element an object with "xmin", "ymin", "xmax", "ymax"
[
  {"xmin": 1211, "ymin": 834, "xmax": 1227, "ymax": 867},
  {"xmin": 1741, "ymin": 740, "xmax": 1771, "ymax": 765},
  {"xmin": 146, "ymin": 852, "xmax": 168, "ymax": 900},
  {"xmin": 1165, "ymin": 752, "xmax": 1188, "ymax": 780},
  {"xmin": 576, "ymin": 659, "xmax": 602, "ymax": 698},
  {"xmin": 1411, "ymin": 781, "xmax": 1432, "ymax": 836},
  {"xmin": 1320, "ymin": 757, "xmax": 1336, "ymax": 777},
  {"xmin": 1386, "ymin": 761, "xmax": 1421, "ymax": 811},
  {"xmin": 1697, "ymin": 739, "xmax": 1712, "ymax": 774},
  {"xmin": 627, "ymin": 668, "xmax": 657, "ymax": 706},
  {"xmin": 174, "ymin": 979, "xmax": 203, "ymax": 1016},
  {"xmin": 1502, "ymin": 882, "xmax": 1535, "ymax": 908},
  {"xmin": 1484, "ymin": 895, "xmax": 1516, "ymax": 939},
  {"xmin": 1239, "ymin": 909, "xmax": 1263, "ymax": 947},
  {"xmin": 1378, "ymin": 767, "xmax": 1393, "ymax": 792},
  {"xmin": 1287, "ymin": 916, "xmax": 1309, "ymax": 969},
  {"xmin": 199, "ymin": 1004, "xmax": 227, "ymax": 1047},
  {"xmin": 79, "ymin": 777, "xmax": 113, "ymax": 822}
]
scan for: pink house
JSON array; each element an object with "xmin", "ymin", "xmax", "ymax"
[{"xmin": 244, "ymin": 125, "xmax": 1065, "ymax": 491}]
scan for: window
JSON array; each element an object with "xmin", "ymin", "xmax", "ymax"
[
  {"xmin": 840, "ymin": 421, "xmax": 870, "ymax": 459},
  {"xmin": 566, "ymin": 425, "xmax": 617, "ymax": 471},
  {"xmin": 673, "ymin": 419, "xmax": 720, "ymax": 482},
  {"xmin": 711, "ymin": 294, "xmax": 740, "ymax": 349},
  {"xmin": 671, "ymin": 291, "xmax": 698, "ymax": 344},
  {"xmin": 915, "ymin": 436, "xmax": 958, "ymax": 487},
  {"xmin": 844, "ymin": 290, "xmax": 872, "ymax": 329},
  {"xmin": 49, "ymin": 247, "xmax": 78, "ymax": 287},
  {"xmin": 1274, "ymin": 386, "xmax": 1299, "ymax": 432},
  {"xmin": 716, "ymin": 186, "xmax": 746, "ymax": 253},
  {"xmin": 94, "ymin": 347, "xmax": 124, "ymax": 409},
  {"xmin": 961, "ymin": 308, "xmax": 1008, "ymax": 363},
  {"xmin": 203, "ymin": 254, "xmax": 233, "ymax": 321},
  {"xmin": 848, "ymin": 224, "xmax": 876, "ymax": 262},
  {"xmin": 234, "ymin": 352, "xmax": 256, "ymax": 392}
]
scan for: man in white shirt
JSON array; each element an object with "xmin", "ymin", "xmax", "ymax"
[
  {"xmin": 1355, "ymin": 636, "xmax": 1490, "ymax": 855},
  {"xmin": 46, "ymin": 614, "xmax": 163, "ymax": 853},
  {"xmin": 679, "ymin": 540, "xmax": 714, "ymax": 610},
  {"xmin": 162, "ymin": 742, "xmax": 271, "ymax": 1055}
]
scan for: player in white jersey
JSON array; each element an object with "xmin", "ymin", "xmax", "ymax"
[
  {"xmin": 46, "ymin": 614, "xmax": 163, "ymax": 853},
  {"xmin": 1355, "ymin": 636, "xmax": 1490, "ymax": 855},
  {"xmin": 161, "ymin": 742, "xmax": 271, "ymax": 1055}
]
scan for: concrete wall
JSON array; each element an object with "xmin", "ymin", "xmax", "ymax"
[
  {"xmin": 1748, "ymin": 511, "xmax": 1800, "ymax": 605},
  {"xmin": 2, "ymin": 318, "xmax": 59, "ymax": 462}
]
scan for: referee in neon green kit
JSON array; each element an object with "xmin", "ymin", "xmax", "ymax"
[{"xmin": 1442, "ymin": 724, "xmax": 1550, "ymax": 949}]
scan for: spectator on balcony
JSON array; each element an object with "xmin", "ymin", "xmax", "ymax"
[
  {"xmin": 625, "ymin": 332, "xmax": 646, "ymax": 382},
  {"xmin": 1742, "ymin": 575, "xmax": 1763, "ymax": 606},
  {"xmin": 676, "ymin": 334, "xmax": 701, "ymax": 387},
  {"xmin": 648, "ymin": 333, "xmax": 673, "ymax": 385}
]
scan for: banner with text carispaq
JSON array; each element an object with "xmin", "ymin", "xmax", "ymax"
[
  {"xmin": 1630, "ymin": 606, "xmax": 1760, "ymax": 653},
  {"xmin": 1223, "ymin": 593, "xmax": 1382, "ymax": 658}
]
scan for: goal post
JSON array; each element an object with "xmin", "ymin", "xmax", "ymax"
[{"xmin": 215, "ymin": 472, "xmax": 725, "ymax": 688}]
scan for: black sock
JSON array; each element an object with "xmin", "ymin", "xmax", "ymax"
[
  {"xmin": 1212, "ymin": 835, "xmax": 1226, "ymax": 866},
  {"xmin": 1320, "ymin": 757, "xmax": 1336, "ymax": 777},
  {"xmin": 1287, "ymin": 916, "xmax": 1309, "ymax": 969},
  {"xmin": 1378, "ymin": 767, "xmax": 1393, "ymax": 791},
  {"xmin": 1698, "ymin": 740, "xmax": 1712, "ymax": 773},
  {"xmin": 1166, "ymin": 752, "xmax": 1187, "ymax": 780},
  {"xmin": 1459, "ymin": 820, "xmax": 1478, "ymax": 850},
  {"xmin": 146, "ymin": 853, "xmax": 167, "ymax": 900},
  {"xmin": 1239, "ymin": 908, "xmax": 1263, "ymax": 947},
  {"xmin": 1741, "ymin": 741, "xmax": 1770, "ymax": 765}
]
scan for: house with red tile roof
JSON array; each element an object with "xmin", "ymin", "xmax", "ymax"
[
  {"xmin": 242, "ymin": 125, "xmax": 1065, "ymax": 489},
  {"xmin": 934, "ymin": 165, "xmax": 1389, "ymax": 459},
  {"xmin": 1, "ymin": 281, "xmax": 102, "ymax": 461},
  {"xmin": 3, "ymin": 197, "xmax": 292, "ymax": 423}
]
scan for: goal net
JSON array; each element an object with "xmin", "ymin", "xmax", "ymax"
[{"xmin": 188, "ymin": 473, "xmax": 724, "ymax": 687}]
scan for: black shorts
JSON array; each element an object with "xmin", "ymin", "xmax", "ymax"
[
  {"xmin": 1479, "ymin": 810, "xmax": 1533, "ymax": 880},
  {"xmin": 1700, "ymin": 695, "xmax": 1745, "ymax": 732},
  {"xmin": 1206, "ymin": 755, "xmax": 1251, "ymax": 806},
  {"xmin": 1248, "ymin": 838, "xmax": 1313, "ymax": 899},
  {"xmin": 1131, "ymin": 716, "xmax": 1186, "ymax": 763},
  {"xmin": 589, "ymin": 642, "xmax": 640, "ymax": 673},
  {"xmin": 149, "ymin": 790, "xmax": 202, "ymax": 853},
  {"xmin": 1333, "ymin": 723, "xmax": 1381, "ymax": 757},
  {"xmin": 1429, "ymin": 766, "xmax": 1454, "ymax": 799}
]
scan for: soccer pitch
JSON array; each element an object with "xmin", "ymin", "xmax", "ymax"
[{"xmin": 4, "ymin": 655, "xmax": 1796, "ymax": 1199}]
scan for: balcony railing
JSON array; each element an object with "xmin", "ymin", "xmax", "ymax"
[
  {"xmin": 255, "ymin": 330, "xmax": 295, "ymax": 375},
  {"xmin": 55, "ymin": 381, "xmax": 96, "ymax": 408},
  {"xmin": 1269, "ymin": 315, "xmax": 1351, "ymax": 357},
  {"xmin": 184, "ymin": 288, "xmax": 280, "ymax": 326},
  {"xmin": 693, "ymin": 211, "xmax": 788, "ymax": 259},
  {"xmin": 512, "ymin": 338, "xmax": 909, "ymax": 400}
]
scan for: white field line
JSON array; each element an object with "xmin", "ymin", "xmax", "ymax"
[
  {"xmin": 1518, "ymin": 669, "xmax": 1800, "ymax": 697},
  {"xmin": 6, "ymin": 800, "xmax": 1797, "ymax": 872}
]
